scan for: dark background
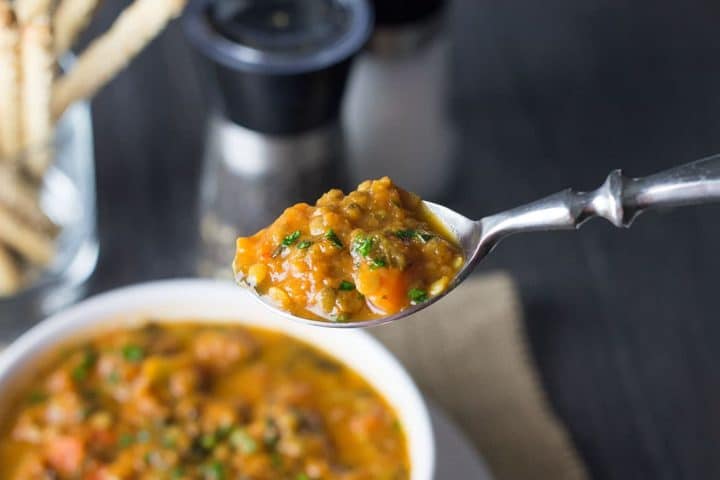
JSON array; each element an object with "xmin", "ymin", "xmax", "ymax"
[{"xmin": 84, "ymin": 1, "xmax": 720, "ymax": 478}]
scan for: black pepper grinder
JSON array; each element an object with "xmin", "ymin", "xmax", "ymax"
[
  {"xmin": 344, "ymin": 0, "xmax": 456, "ymax": 200},
  {"xmin": 184, "ymin": 0, "xmax": 372, "ymax": 279}
]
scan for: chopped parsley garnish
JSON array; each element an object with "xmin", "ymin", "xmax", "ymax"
[
  {"xmin": 325, "ymin": 229, "xmax": 343, "ymax": 248},
  {"xmin": 370, "ymin": 258, "xmax": 387, "ymax": 269},
  {"xmin": 72, "ymin": 365, "xmax": 89, "ymax": 381},
  {"xmin": 72, "ymin": 350, "xmax": 97, "ymax": 382},
  {"xmin": 396, "ymin": 229, "xmax": 433, "ymax": 243},
  {"xmin": 230, "ymin": 428, "xmax": 257, "ymax": 454},
  {"xmin": 118, "ymin": 432, "xmax": 135, "ymax": 448},
  {"xmin": 334, "ymin": 313, "xmax": 349, "ymax": 323},
  {"xmin": 297, "ymin": 474, "xmax": 310, "ymax": 480},
  {"xmin": 162, "ymin": 432, "xmax": 178, "ymax": 449},
  {"xmin": 297, "ymin": 240, "xmax": 313, "ymax": 249},
  {"xmin": 418, "ymin": 231, "xmax": 434, "ymax": 242},
  {"xmin": 395, "ymin": 229, "xmax": 415, "ymax": 240},
  {"xmin": 170, "ymin": 467, "xmax": 185, "ymax": 480},
  {"xmin": 408, "ymin": 288, "xmax": 428, "ymax": 304},
  {"xmin": 200, "ymin": 432, "xmax": 217, "ymax": 450},
  {"xmin": 352, "ymin": 236, "xmax": 373, "ymax": 257},
  {"xmin": 282, "ymin": 230, "xmax": 301, "ymax": 246},
  {"xmin": 203, "ymin": 461, "xmax": 226, "ymax": 480},
  {"xmin": 27, "ymin": 391, "xmax": 47, "ymax": 404},
  {"xmin": 264, "ymin": 418, "xmax": 280, "ymax": 449},
  {"xmin": 106, "ymin": 371, "xmax": 120, "ymax": 384},
  {"xmin": 338, "ymin": 280, "xmax": 355, "ymax": 291},
  {"xmin": 122, "ymin": 344, "xmax": 145, "ymax": 363},
  {"xmin": 273, "ymin": 231, "xmax": 303, "ymax": 256},
  {"xmin": 216, "ymin": 424, "xmax": 233, "ymax": 438}
]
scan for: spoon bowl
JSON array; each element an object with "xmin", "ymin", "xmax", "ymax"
[
  {"xmin": 245, "ymin": 154, "xmax": 720, "ymax": 327},
  {"xmin": 244, "ymin": 201, "xmax": 482, "ymax": 328}
]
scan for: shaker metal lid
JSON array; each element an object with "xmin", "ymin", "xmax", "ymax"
[{"xmin": 183, "ymin": 0, "xmax": 373, "ymax": 75}]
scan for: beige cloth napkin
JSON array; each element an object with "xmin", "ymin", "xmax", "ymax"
[{"xmin": 373, "ymin": 272, "xmax": 589, "ymax": 480}]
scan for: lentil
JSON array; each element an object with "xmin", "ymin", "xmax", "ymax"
[
  {"xmin": 0, "ymin": 323, "xmax": 409, "ymax": 479},
  {"xmin": 233, "ymin": 177, "xmax": 465, "ymax": 322}
]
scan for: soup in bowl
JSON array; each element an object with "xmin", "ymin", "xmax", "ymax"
[{"xmin": 0, "ymin": 280, "xmax": 434, "ymax": 479}]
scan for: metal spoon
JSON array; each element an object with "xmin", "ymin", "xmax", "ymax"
[{"xmin": 247, "ymin": 154, "xmax": 720, "ymax": 328}]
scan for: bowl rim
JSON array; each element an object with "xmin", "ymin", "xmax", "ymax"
[{"xmin": 0, "ymin": 278, "xmax": 435, "ymax": 479}]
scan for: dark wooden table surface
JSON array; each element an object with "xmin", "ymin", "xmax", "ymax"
[{"xmin": 81, "ymin": 1, "xmax": 720, "ymax": 478}]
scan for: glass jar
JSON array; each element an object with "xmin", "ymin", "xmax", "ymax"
[
  {"xmin": 344, "ymin": 0, "xmax": 457, "ymax": 200},
  {"xmin": 184, "ymin": 0, "xmax": 372, "ymax": 280},
  {"xmin": 0, "ymin": 99, "xmax": 98, "ymax": 341},
  {"xmin": 196, "ymin": 112, "xmax": 346, "ymax": 279}
]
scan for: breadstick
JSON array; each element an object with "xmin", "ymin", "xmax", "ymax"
[
  {"xmin": 0, "ymin": 164, "xmax": 56, "ymax": 232},
  {"xmin": 21, "ymin": 16, "xmax": 54, "ymax": 179},
  {"xmin": 14, "ymin": 0, "xmax": 53, "ymax": 24},
  {"xmin": 0, "ymin": 203, "xmax": 54, "ymax": 265},
  {"xmin": 0, "ymin": 2, "xmax": 21, "ymax": 160},
  {"xmin": 53, "ymin": 0, "xmax": 99, "ymax": 55},
  {"xmin": 52, "ymin": 0, "xmax": 187, "ymax": 120},
  {"xmin": 0, "ymin": 244, "xmax": 21, "ymax": 295}
]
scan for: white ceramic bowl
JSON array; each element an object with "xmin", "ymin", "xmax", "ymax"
[{"xmin": 0, "ymin": 279, "xmax": 434, "ymax": 479}]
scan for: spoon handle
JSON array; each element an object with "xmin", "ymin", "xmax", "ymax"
[
  {"xmin": 623, "ymin": 153, "xmax": 720, "ymax": 215},
  {"xmin": 480, "ymin": 153, "xmax": 720, "ymax": 242}
]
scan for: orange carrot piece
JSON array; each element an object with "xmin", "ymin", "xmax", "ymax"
[
  {"xmin": 357, "ymin": 265, "xmax": 409, "ymax": 314},
  {"xmin": 46, "ymin": 436, "xmax": 85, "ymax": 476}
]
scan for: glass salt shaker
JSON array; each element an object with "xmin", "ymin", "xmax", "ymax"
[
  {"xmin": 344, "ymin": 0, "xmax": 457, "ymax": 200},
  {"xmin": 184, "ymin": 0, "xmax": 372, "ymax": 279}
]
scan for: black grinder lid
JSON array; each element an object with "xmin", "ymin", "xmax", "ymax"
[
  {"xmin": 372, "ymin": 0, "xmax": 445, "ymax": 26},
  {"xmin": 184, "ymin": 0, "xmax": 372, "ymax": 135}
]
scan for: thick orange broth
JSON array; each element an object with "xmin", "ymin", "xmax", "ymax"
[
  {"xmin": 0, "ymin": 322, "xmax": 409, "ymax": 479},
  {"xmin": 233, "ymin": 177, "xmax": 465, "ymax": 322}
]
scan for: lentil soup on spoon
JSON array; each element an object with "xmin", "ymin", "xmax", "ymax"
[{"xmin": 233, "ymin": 178, "xmax": 465, "ymax": 323}]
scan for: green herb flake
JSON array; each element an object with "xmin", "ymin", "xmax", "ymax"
[
  {"xmin": 162, "ymin": 432, "xmax": 178, "ymax": 449},
  {"xmin": 216, "ymin": 424, "xmax": 233, "ymax": 438},
  {"xmin": 230, "ymin": 428, "xmax": 257, "ymax": 454},
  {"xmin": 118, "ymin": 432, "xmax": 135, "ymax": 448},
  {"xmin": 395, "ymin": 229, "xmax": 416, "ymax": 240},
  {"xmin": 408, "ymin": 288, "xmax": 428, "ymax": 304},
  {"xmin": 297, "ymin": 474, "xmax": 310, "ymax": 480},
  {"xmin": 72, "ymin": 365, "xmax": 89, "ymax": 381},
  {"xmin": 72, "ymin": 350, "xmax": 97, "ymax": 382},
  {"xmin": 106, "ymin": 371, "xmax": 121, "ymax": 385},
  {"xmin": 200, "ymin": 432, "xmax": 217, "ymax": 450},
  {"xmin": 338, "ymin": 280, "xmax": 355, "ymax": 291},
  {"xmin": 170, "ymin": 467, "xmax": 185, "ymax": 480},
  {"xmin": 334, "ymin": 313, "xmax": 349, "ymax": 323},
  {"xmin": 396, "ymin": 229, "xmax": 433, "ymax": 243},
  {"xmin": 264, "ymin": 418, "xmax": 280, "ymax": 450},
  {"xmin": 417, "ymin": 231, "xmax": 434, "ymax": 242},
  {"xmin": 325, "ymin": 229, "xmax": 343, "ymax": 248},
  {"xmin": 203, "ymin": 461, "xmax": 226, "ymax": 480},
  {"xmin": 27, "ymin": 391, "xmax": 48, "ymax": 405},
  {"xmin": 370, "ymin": 258, "xmax": 387, "ymax": 269},
  {"xmin": 122, "ymin": 344, "xmax": 145, "ymax": 363},
  {"xmin": 282, "ymin": 230, "xmax": 301, "ymax": 246},
  {"xmin": 271, "ymin": 451, "xmax": 283, "ymax": 468},
  {"xmin": 352, "ymin": 236, "xmax": 373, "ymax": 257},
  {"xmin": 297, "ymin": 240, "xmax": 313, "ymax": 249}
]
